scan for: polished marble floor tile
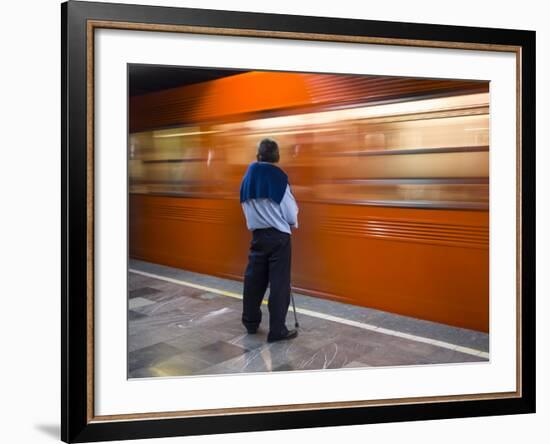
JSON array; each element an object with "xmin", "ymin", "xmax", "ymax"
[
  {"xmin": 135, "ymin": 258, "xmax": 490, "ymax": 352},
  {"xmin": 201, "ymin": 341, "xmax": 316, "ymax": 374},
  {"xmin": 128, "ymin": 342, "xmax": 184, "ymax": 372},
  {"xmin": 128, "ymin": 274, "xmax": 154, "ymax": 291},
  {"xmin": 191, "ymin": 340, "xmax": 250, "ymax": 366},
  {"xmin": 128, "ymin": 310, "xmax": 148, "ymax": 321},
  {"xmin": 165, "ymin": 327, "xmax": 242, "ymax": 353},
  {"xmin": 128, "ymin": 311, "xmax": 201, "ymax": 352},
  {"xmin": 128, "ymin": 296, "xmax": 156, "ymax": 310},
  {"xmin": 127, "ymin": 259, "xmax": 490, "ymax": 378},
  {"xmin": 130, "ymin": 353, "xmax": 212, "ymax": 378},
  {"xmin": 129, "ymin": 287, "xmax": 161, "ymax": 299}
]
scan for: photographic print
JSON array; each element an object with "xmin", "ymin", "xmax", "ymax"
[
  {"xmin": 127, "ymin": 65, "xmax": 490, "ymax": 378},
  {"xmin": 62, "ymin": 1, "xmax": 535, "ymax": 441}
]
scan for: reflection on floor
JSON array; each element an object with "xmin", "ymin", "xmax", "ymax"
[{"xmin": 128, "ymin": 259, "xmax": 489, "ymax": 378}]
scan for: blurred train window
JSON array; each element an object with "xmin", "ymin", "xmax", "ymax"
[
  {"xmin": 314, "ymin": 94, "xmax": 489, "ymax": 209},
  {"xmin": 129, "ymin": 126, "xmax": 228, "ymax": 197},
  {"xmin": 355, "ymin": 114, "xmax": 489, "ymax": 152},
  {"xmin": 129, "ymin": 92, "xmax": 489, "ymax": 209}
]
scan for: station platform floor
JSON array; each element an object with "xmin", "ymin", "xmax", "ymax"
[{"xmin": 128, "ymin": 259, "xmax": 489, "ymax": 378}]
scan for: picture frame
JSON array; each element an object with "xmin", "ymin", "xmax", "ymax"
[{"xmin": 61, "ymin": 0, "xmax": 536, "ymax": 442}]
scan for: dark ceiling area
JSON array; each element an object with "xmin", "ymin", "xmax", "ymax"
[{"xmin": 128, "ymin": 65, "xmax": 245, "ymax": 96}]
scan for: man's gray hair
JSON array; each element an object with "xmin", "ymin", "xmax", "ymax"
[{"xmin": 257, "ymin": 138, "xmax": 280, "ymax": 163}]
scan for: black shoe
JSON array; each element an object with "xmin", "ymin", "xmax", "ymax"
[
  {"xmin": 267, "ymin": 329, "xmax": 298, "ymax": 343},
  {"xmin": 243, "ymin": 321, "xmax": 259, "ymax": 334}
]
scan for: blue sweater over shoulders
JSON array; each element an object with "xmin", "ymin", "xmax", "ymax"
[
  {"xmin": 239, "ymin": 162, "xmax": 288, "ymax": 205},
  {"xmin": 239, "ymin": 161, "xmax": 298, "ymax": 234}
]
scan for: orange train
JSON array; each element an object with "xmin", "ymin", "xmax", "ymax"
[{"xmin": 129, "ymin": 71, "xmax": 489, "ymax": 332}]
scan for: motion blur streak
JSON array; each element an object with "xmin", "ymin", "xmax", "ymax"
[{"xmin": 129, "ymin": 71, "xmax": 489, "ymax": 332}]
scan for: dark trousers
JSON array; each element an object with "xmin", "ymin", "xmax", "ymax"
[{"xmin": 242, "ymin": 228, "xmax": 291, "ymax": 337}]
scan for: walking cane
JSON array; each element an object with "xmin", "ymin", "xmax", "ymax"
[{"xmin": 290, "ymin": 285, "xmax": 300, "ymax": 328}]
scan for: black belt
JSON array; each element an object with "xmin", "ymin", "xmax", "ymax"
[{"xmin": 253, "ymin": 227, "xmax": 289, "ymax": 235}]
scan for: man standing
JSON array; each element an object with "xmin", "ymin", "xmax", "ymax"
[{"xmin": 239, "ymin": 138, "xmax": 299, "ymax": 343}]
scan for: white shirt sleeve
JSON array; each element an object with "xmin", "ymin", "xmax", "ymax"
[{"xmin": 280, "ymin": 185, "xmax": 299, "ymax": 229}]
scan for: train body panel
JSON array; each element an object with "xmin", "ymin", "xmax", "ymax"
[
  {"xmin": 129, "ymin": 71, "xmax": 490, "ymax": 332},
  {"xmin": 129, "ymin": 194, "xmax": 488, "ymax": 331}
]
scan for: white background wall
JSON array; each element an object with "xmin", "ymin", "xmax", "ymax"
[{"xmin": 0, "ymin": 0, "xmax": 547, "ymax": 443}]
